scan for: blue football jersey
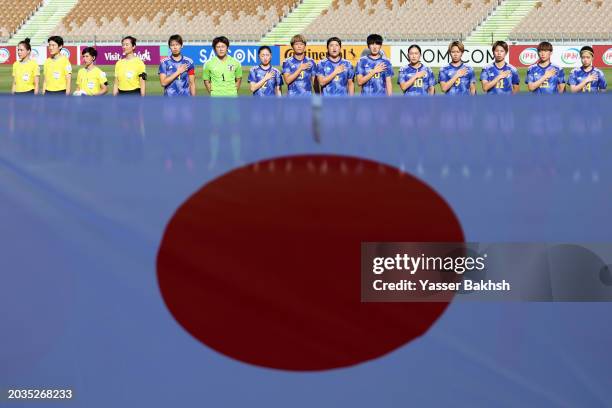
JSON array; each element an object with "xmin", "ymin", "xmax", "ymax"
[
  {"xmin": 525, "ymin": 63, "xmax": 565, "ymax": 94},
  {"xmin": 282, "ymin": 56, "xmax": 316, "ymax": 96},
  {"xmin": 568, "ymin": 67, "xmax": 607, "ymax": 93},
  {"xmin": 397, "ymin": 64, "xmax": 436, "ymax": 96},
  {"xmin": 355, "ymin": 55, "xmax": 394, "ymax": 96},
  {"xmin": 316, "ymin": 58, "xmax": 355, "ymax": 96},
  {"xmin": 248, "ymin": 65, "xmax": 283, "ymax": 97},
  {"xmin": 158, "ymin": 55, "xmax": 195, "ymax": 96},
  {"xmin": 438, "ymin": 63, "xmax": 476, "ymax": 95},
  {"xmin": 480, "ymin": 63, "xmax": 520, "ymax": 95}
]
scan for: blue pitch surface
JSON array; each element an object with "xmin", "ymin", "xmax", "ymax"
[{"xmin": 1, "ymin": 95, "xmax": 611, "ymax": 407}]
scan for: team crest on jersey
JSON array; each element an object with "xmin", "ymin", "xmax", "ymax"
[{"xmin": 228, "ymin": 64, "xmax": 235, "ymax": 71}]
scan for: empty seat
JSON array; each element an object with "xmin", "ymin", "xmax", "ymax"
[
  {"xmin": 54, "ymin": 0, "xmax": 300, "ymax": 43},
  {"xmin": 511, "ymin": 0, "xmax": 612, "ymax": 41},
  {"xmin": 302, "ymin": 0, "xmax": 497, "ymax": 42},
  {"xmin": 0, "ymin": 0, "xmax": 41, "ymax": 39}
]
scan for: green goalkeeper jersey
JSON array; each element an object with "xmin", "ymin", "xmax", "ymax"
[{"xmin": 202, "ymin": 55, "xmax": 242, "ymax": 97}]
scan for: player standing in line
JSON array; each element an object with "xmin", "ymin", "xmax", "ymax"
[
  {"xmin": 316, "ymin": 37, "xmax": 354, "ymax": 96},
  {"xmin": 203, "ymin": 36, "xmax": 242, "ymax": 96},
  {"xmin": 12, "ymin": 38, "xmax": 39, "ymax": 95},
  {"xmin": 397, "ymin": 44, "xmax": 435, "ymax": 96},
  {"xmin": 282, "ymin": 34, "xmax": 316, "ymax": 96},
  {"xmin": 438, "ymin": 41, "xmax": 476, "ymax": 96},
  {"xmin": 355, "ymin": 34, "xmax": 393, "ymax": 96},
  {"xmin": 248, "ymin": 46, "xmax": 283, "ymax": 96},
  {"xmin": 75, "ymin": 47, "xmax": 108, "ymax": 96},
  {"xmin": 568, "ymin": 46, "xmax": 607, "ymax": 93},
  {"xmin": 113, "ymin": 36, "xmax": 147, "ymax": 96},
  {"xmin": 43, "ymin": 36, "xmax": 71, "ymax": 95},
  {"xmin": 159, "ymin": 34, "xmax": 196, "ymax": 96},
  {"xmin": 525, "ymin": 41, "xmax": 565, "ymax": 94},
  {"xmin": 480, "ymin": 41, "xmax": 520, "ymax": 95}
]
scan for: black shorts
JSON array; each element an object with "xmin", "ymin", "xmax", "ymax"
[
  {"xmin": 118, "ymin": 89, "xmax": 141, "ymax": 95},
  {"xmin": 14, "ymin": 90, "xmax": 35, "ymax": 95},
  {"xmin": 45, "ymin": 90, "xmax": 67, "ymax": 95}
]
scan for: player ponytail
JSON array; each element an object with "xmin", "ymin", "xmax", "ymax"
[{"xmin": 18, "ymin": 38, "xmax": 32, "ymax": 51}]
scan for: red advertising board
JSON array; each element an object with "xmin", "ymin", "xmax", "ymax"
[
  {"xmin": 510, "ymin": 44, "xmax": 541, "ymax": 68},
  {"xmin": 510, "ymin": 44, "xmax": 612, "ymax": 68},
  {"xmin": 47, "ymin": 46, "xmax": 79, "ymax": 65},
  {"xmin": 593, "ymin": 45, "xmax": 612, "ymax": 68},
  {"xmin": 0, "ymin": 46, "xmax": 16, "ymax": 65}
]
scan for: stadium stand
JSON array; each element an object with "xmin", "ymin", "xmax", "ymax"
[
  {"xmin": 302, "ymin": 0, "xmax": 500, "ymax": 42},
  {"xmin": 53, "ymin": 0, "xmax": 301, "ymax": 43},
  {"xmin": 0, "ymin": 0, "xmax": 42, "ymax": 42},
  {"xmin": 510, "ymin": 0, "xmax": 612, "ymax": 41}
]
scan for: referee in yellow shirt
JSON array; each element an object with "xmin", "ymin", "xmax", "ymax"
[
  {"xmin": 43, "ymin": 36, "xmax": 72, "ymax": 95},
  {"xmin": 75, "ymin": 47, "xmax": 108, "ymax": 96},
  {"xmin": 113, "ymin": 36, "xmax": 146, "ymax": 96},
  {"xmin": 12, "ymin": 38, "xmax": 39, "ymax": 95}
]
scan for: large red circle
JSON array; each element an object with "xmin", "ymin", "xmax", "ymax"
[{"xmin": 157, "ymin": 155, "xmax": 464, "ymax": 370}]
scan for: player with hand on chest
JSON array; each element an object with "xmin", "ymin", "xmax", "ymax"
[
  {"xmin": 159, "ymin": 34, "xmax": 196, "ymax": 96},
  {"xmin": 282, "ymin": 34, "xmax": 316, "ymax": 97},
  {"xmin": 397, "ymin": 44, "xmax": 436, "ymax": 96},
  {"xmin": 355, "ymin": 34, "xmax": 394, "ymax": 96},
  {"xmin": 316, "ymin": 37, "xmax": 355, "ymax": 96},
  {"xmin": 526, "ymin": 41, "xmax": 565, "ymax": 94},
  {"xmin": 248, "ymin": 46, "xmax": 283, "ymax": 97},
  {"xmin": 480, "ymin": 41, "xmax": 520, "ymax": 95},
  {"xmin": 438, "ymin": 41, "xmax": 476, "ymax": 96},
  {"xmin": 568, "ymin": 46, "xmax": 607, "ymax": 94}
]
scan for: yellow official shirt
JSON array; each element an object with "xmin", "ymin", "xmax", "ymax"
[
  {"xmin": 76, "ymin": 66, "xmax": 107, "ymax": 95},
  {"xmin": 115, "ymin": 57, "xmax": 146, "ymax": 91},
  {"xmin": 43, "ymin": 55, "xmax": 72, "ymax": 91},
  {"xmin": 12, "ymin": 59, "xmax": 40, "ymax": 92}
]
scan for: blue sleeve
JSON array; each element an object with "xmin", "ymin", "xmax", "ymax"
[
  {"xmin": 558, "ymin": 68, "xmax": 565, "ymax": 83},
  {"xmin": 307, "ymin": 58, "xmax": 316, "ymax": 75},
  {"xmin": 479, "ymin": 67, "xmax": 488, "ymax": 82},
  {"xmin": 346, "ymin": 62, "xmax": 355, "ymax": 80},
  {"xmin": 599, "ymin": 70, "xmax": 607, "ymax": 90},
  {"xmin": 315, "ymin": 62, "xmax": 323, "ymax": 77},
  {"xmin": 356, "ymin": 60, "xmax": 365, "ymax": 76},
  {"xmin": 568, "ymin": 70, "xmax": 578, "ymax": 86},
  {"xmin": 512, "ymin": 68, "xmax": 520, "ymax": 85},
  {"xmin": 184, "ymin": 59, "xmax": 194, "ymax": 73},
  {"xmin": 385, "ymin": 60, "xmax": 394, "ymax": 77},
  {"xmin": 428, "ymin": 68, "xmax": 437, "ymax": 86},
  {"xmin": 158, "ymin": 61, "xmax": 167, "ymax": 76},
  {"xmin": 468, "ymin": 67, "xmax": 476, "ymax": 84},
  {"xmin": 397, "ymin": 68, "xmax": 406, "ymax": 84},
  {"xmin": 277, "ymin": 70, "xmax": 284, "ymax": 87},
  {"xmin": 282, "ymin": 60, "xmax": 291, "ymax": 75},
  {"xmin": 525, "ymin": 67, "xmax": 534, "ymax": 84},
  {"xmin": 247, "ymin": 68, "xmax": 256, "ymax": 83},
  {"xmin": 438, "ymin": 67, "xmax": 449, "ymax": 84}
]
